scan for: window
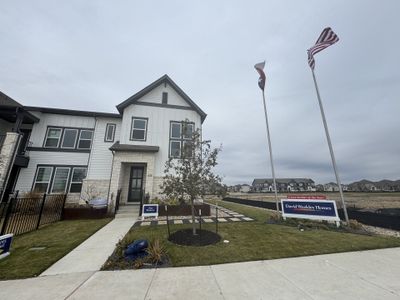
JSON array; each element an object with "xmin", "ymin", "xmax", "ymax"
[
  {"xmin": 32, "ymin": 165, "xmax": 87, "ymax": 194},
  {"xmin": 69, "ymin": 167, "xmax": 87, "ymax": 193},
  {"xmin": 78, "ymin": 130, "xmax": 93, "ymax": 149},
  {"xmin": 131, "ymin": 118, "xmax": 148, "ymax": 141},
  {"xmin": 105, "ymin": 124, "xmax": 116, "ymax": 142},
  {"xmin": 33, "ymin": 167, "xmax": 53, "ymax": 193},
  {"xmin": 44, "ymin": 128, "xmax": 62, "ymax": 148},
  {"xmin": 162, "ymin": 92, "xmax": 168, "ymax": 104},
  {"xmin": 169, "ymin": 121, "xmax": 195, "ymax": 158},
  {"xmin": 51, "ymin": 167, "xmax": 70, "ymax": 193},
  {"xmin": 61, "ymin": 129, "xmax": 78, "ymax": 149},
  {"xmin": 170, "ymin": 140, "xmax": 181, "ymax": 157}
]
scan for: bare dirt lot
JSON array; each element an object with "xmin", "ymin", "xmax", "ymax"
[{"xmin": 227, "ymin": 192, "xmax": 400, "ymax": 211}]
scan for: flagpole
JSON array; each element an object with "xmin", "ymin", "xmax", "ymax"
[
  {"xmin": 261, "ymin": 90, "xmax": 279, "ymax": 213},
  {"xmin": 311, "ymin": 69, "xmax": 349, "ymax": 223}
]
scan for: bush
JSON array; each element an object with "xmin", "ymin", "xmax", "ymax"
[
  {"xmin": 348, "ymin": 219, "xmax": 363, "ymax": 230},
  {"xmin": 146, "ymin": 239, "xmax": 166, "ymax": 265}
]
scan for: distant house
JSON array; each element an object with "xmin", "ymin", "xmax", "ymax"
[
  {"xmin": 323, "ymin": 182, "xmax": 339, "ymax": 192},
  {"xmin": 228, "ymin": 184, "xmax": 251, "ymax": 193},
  {"xmin": 251, "ymin": 178, "xmax": 316, "ymax": 193}
]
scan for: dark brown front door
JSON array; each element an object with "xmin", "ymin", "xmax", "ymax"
[{"xmin": 128, "ymin": 166, "xmax": 144, "ymax": 203}]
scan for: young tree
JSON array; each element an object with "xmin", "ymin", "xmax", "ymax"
[{"xmin": 161, "ymin": 125, "xmax": 222, "ymax": 235}]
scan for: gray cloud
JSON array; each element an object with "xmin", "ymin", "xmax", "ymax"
[{"xmin": 1, "ymin": 0, "xmax": 399, "ymax": 185}]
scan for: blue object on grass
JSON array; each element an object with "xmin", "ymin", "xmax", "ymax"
[{"xmin": 124, "ymin": 239, "xmax": 149, "ymax": 260}]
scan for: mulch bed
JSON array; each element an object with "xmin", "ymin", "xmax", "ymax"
[{"xmin": 168, "ymin": 229, "xmax": 221, "ymax": 246}]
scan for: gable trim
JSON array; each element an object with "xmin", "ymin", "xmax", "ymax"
[{"xmin": 116, "ymin": 74, "xmax": 207, "ymax": 122}]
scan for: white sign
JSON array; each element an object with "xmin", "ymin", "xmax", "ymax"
[
  {"xmin": 281, "ymin": 199, "xmax": 340, "ymax": 225},
  {"xmin": 142, "ymin": 204, "xmax": 159, "ymax": 220},
  {"xmin": 0, "ymin": 234, "xmax": 13, "ymax": 260}
]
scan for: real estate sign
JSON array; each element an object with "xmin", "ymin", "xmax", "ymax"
[
  {"xmin": 281, "ymin": 199, "xmax": 340, "ymax": 223},
  {"xmin": 142, "ymin": 204, "xmax": 159, "ymax": 219},
  {"xmin": 0, "ymin": 234, "xmax": 13, "ymax": 260}
]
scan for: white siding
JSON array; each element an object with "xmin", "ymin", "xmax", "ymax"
[
  {"xmin": 28, "ymin": 112, "xmax": 96, "ymax": 147},
  {"xmin": 86, "ymin": 117, "xmax": 122, "ymax": 180},
  {"xmin": 15, "ymin": 151, "xmax": 90, "ymax": 192},
  {"xmin": 120, "ymin": 104, "xmax": 201, "ymax": 176},
  {"xmin": 137, "ymin": 83, "xmax": 190, "ymax": 107}
]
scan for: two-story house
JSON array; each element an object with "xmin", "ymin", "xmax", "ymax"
[{"xmin": 0, "ymin": 75, "xmax": 206, "ymax": 212}]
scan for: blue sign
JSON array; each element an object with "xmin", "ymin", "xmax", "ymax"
[
  {"xmin": 281, "ymin": 199, "xmax": 340, "ymax": 222},
  {"xmin": 0, "ymin": 234, "xmax": 13, "ymax": 260},
  {"xmin": 144, "ymin": 205, "xmax": 158, "ymax": 214},
  {"xmin": 142, "ymin": 204, "xmax": 159, "ymax": 219}
]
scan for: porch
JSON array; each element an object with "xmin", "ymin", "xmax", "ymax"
[{"xmin": 108, "ymin": 143, "xmax": 159, "ymax": 211}]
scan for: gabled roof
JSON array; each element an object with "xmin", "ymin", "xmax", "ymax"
[{"xmin": 116, "ymin": 74, "xmax": 207, "ymax": 123}]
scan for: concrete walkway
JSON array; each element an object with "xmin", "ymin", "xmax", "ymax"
[
  {"xmin": 41, "ymin": 205, "xmax": 139, "ymax": 276},
  {"xmin": 1, "ymin": 247, "xmax": 399, "ymax": 299}
]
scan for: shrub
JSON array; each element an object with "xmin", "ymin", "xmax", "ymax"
[
  {"xmin": 146, "ymin": 239, "xmax": 166, "ymax": 265},
  {"xmin": 348, "ymin": 219, "xmax": 363, "ymax": 230}
]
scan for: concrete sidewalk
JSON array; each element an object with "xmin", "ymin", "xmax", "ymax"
[
  {"xmin": 41, "ymin": 205, "xmax": 139, "ymax": 276},
  {"xmin": 1, "ymin": 247, "xmax": 399, "ymax": 300}
]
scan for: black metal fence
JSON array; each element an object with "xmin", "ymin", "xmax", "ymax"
[
  {"xmin": 223, "ymin": 197, "xmax": 400, "ymax": 231},
  {"xmin": 0, "ymin": 193, "xmax": 67, "ymax": 235}
]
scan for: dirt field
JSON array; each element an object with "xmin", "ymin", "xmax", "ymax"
[{"xmin": 227, "ymin": 192, "xmax": 400, "ymax": 210}]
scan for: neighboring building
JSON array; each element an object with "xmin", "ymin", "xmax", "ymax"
[
  {"xmin": 0, "ymin": 75, "xmax": 207, "ymax": 212},
  {"xmin": 228, "ymin": 184, "xmax": 251, "ymax": 193},
  {"xmin": 251, "ymin": 178, "xmax": 316, "ymax": 193},
  {"xmin": 323, "ymin": 182, "xmax": 339, "ymax": 192}
]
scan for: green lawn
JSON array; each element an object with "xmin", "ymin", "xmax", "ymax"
[
  {"xmin": 0, "ymin": 218, "xmax": 111, "ymax": 280},
  {"xmin": 103, "ymin": 200, "xmax": 400, "ymax": 269}
]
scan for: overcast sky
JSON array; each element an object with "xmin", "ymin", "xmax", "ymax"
[{"xmin": 1, "ymin": 1, "xmax": 399, "ymax": 185}]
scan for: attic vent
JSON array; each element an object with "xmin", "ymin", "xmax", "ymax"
[{"xmin": 162, "ymin": 92, "xmax": 168, "ymax": 104}]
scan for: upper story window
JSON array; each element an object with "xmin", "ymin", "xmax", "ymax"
[
  {"xmin": 169, "ymin": 121, "xmax": 194, "ymax": 158},
  {"xmin": 105, "ymin": 123, "xmax": 116, "ymax": 142},
  {"xmin": 130, "ymin": 117, "xmax": 148, "ymax": 141},
  {"xmin": 43, "ymin": 127, "xmax": 93, "ymax": 150},
  {"xmin": 78, "ymin": 130, "xmax": 93, "ymax": 149},
  {"xmin": 44, "ymin": 128, "xmax": 62, "ymax": 148},
  {"xmin": 162, "ymin": 92, "xmax": 168, "ymax": 104},
  {"xmin": 61, "ymin": 129, "xmax": 78, "ymax": 149}
]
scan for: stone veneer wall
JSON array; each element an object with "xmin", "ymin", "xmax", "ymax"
[
  {"xmin": 152, "ymin": 176, "xmax": 164, "ymax": 199},
  {"xmin": 0, "ymin": 132, "xmax": 20, "ymax": 193},
  {"xmin": 80, "ymin": 179, "xmax": 111, "ymax": 205}
]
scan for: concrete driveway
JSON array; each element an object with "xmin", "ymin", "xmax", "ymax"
[{"xmin": 1, "ymin": 247, "xmax": 399, "ymax": 300}]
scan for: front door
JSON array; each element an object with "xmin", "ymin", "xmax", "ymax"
[{"xmin": 128, "ymin": 166, "xmax": 144, "ymax": 203}]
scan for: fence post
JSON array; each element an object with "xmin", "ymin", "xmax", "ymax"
[
  {"xmin": 61, "ymin": 193, "xmax": 67, "ymax": 220},
  {"xmin": 1, "ymin": 196, "xmax": 15, "ymax": 235},
  {"xmin": 36, "ymin": 193, "xmax": 47, "ymax": 229}
]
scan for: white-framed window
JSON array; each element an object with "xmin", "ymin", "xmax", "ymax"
[
  {"xmin": 77, "ymin": 130, "xmax": 93, "ymax": 149},
  {"xmin": 105, "ymin": 124, "xmax": 116, "ymax": 142},
  {"xmin": 61, "ymin": 128, "xmax": 78, "ymax": 149},
  {"xmin": 44, "ymin": 128, "xmax": 62, "ymax": 148},
  {"xmin": 69, "ymin": 167, "xmax": 87, "ymax": 193},
  {"xmin": 169, "ymin": 121, "xmax": 194, "ymax": 158},
  {"xmin": 131, "ymin": 118, "xmax": 148, "ymax": 141},
  {"xmin": 33, "ymin": 167, "xmax": 53, "ymax": 193},
  {"xmin": 51, "ymin": 167, "xmax": 70, "ymax": 193},
  {"xmin": 170, "ymin": 140, "xmax": 181, "ymax": 158}
]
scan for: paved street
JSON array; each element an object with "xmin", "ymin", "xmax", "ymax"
[{"xmin": 1, "ymin": 247, "xmax": 399, "ymax": 300}]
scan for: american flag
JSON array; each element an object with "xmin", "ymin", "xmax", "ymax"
[
  {"xmin": 307, "ymin": 27, "xmax": 339, "ymax": 70},
  {"xmin": 254, "ymin": 61, "xmax": 266, "ymax": 91}
]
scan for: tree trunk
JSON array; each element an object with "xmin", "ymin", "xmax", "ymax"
[{"xmin": 190, "ymin": 197, "xmax": 197, "ymax": 235}]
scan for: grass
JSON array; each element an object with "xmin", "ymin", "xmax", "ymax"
[
  {"xmin": 0, "ymin": 218, "xmax": 111, "ymax": 280},
  {"xmin": 103, "ymin": 200, "xmax": 400, "ymax": 269}
]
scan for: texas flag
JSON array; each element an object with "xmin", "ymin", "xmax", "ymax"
[{"xmin": 254, "ymin": 61, "xmax": 266, "ymax": 91}]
